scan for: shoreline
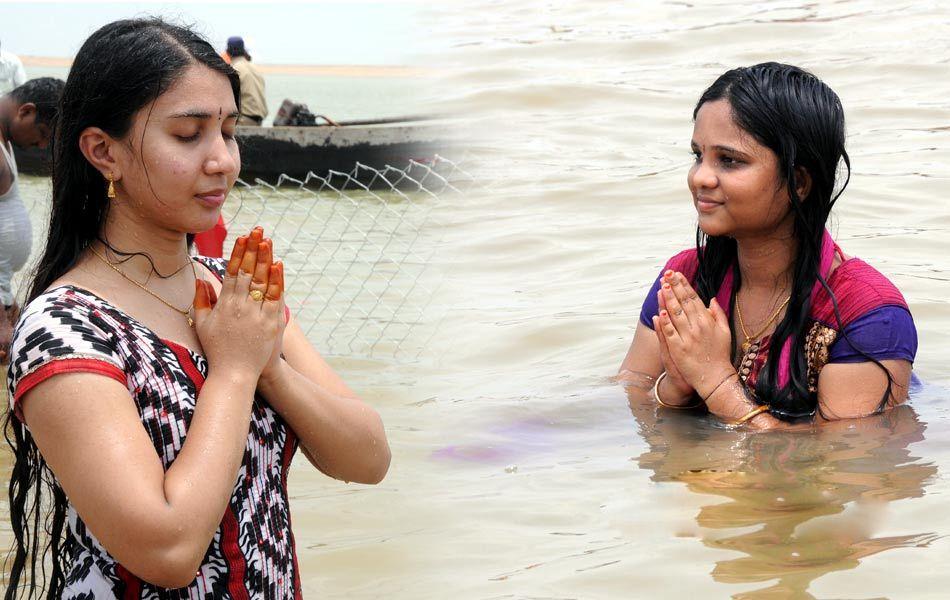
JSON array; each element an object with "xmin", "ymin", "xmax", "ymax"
[{"xmin": 20, "ymin": 55, "xmax": 430, "ymax": 78}]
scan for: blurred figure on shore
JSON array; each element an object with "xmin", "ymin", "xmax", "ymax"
[
  {"xmin": 0, "ymin": 41, "xmax": 27, "ymax": 94},
  {"xmin": 0, "ymin": 77, "xmax": 65, "ymax": 363},
  {"xmin": 225, "ymin": 36, "xmax": 268, "ymax": 125}
]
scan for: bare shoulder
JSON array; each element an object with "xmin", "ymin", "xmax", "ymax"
[
  {"xmin": 817, "ymin": 359, "xmax": 912, "ymax": 420},
  {"xmin": 46, "ymin": 255, "xmax": 101, "ymax": 293}
]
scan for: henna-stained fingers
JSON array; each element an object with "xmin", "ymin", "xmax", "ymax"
[{"xmin": 239, "ymin": 227, "xmax": 264, "ymax": 274}]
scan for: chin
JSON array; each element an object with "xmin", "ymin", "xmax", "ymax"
[
  {"xmin": 190, "ymin": 213, "xmax": 223, "ymax": 235},
  {"xmin": 696, "ymin": 215, "xmax": 733, "ymax": 239}
]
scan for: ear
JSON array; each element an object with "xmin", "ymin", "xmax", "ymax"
[
  {"xmin": 794, "ymin": 166, "xmax": 812, "ymax": 201},
  {"xmin": 15, "ymin": 102, "xmax": 36, "ymax": 120},
  {"xmin": 78, "ymin": 126, "xmax": 121, "ymax": 180}
]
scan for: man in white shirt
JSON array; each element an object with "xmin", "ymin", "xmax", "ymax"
[
  {"xmin": 0, "ymin": 42, "xmax": 27, "ymax": 95},
  {"xmin": 0, "ymin": 77, "xmax": 64, "ymax": 363}
]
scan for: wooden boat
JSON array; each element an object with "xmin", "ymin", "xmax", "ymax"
[{"xmin": 13, "ymin": 117, "xmax": 454, "ymax": 190}]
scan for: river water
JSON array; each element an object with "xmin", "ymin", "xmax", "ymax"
[
  {"xmin": 4, "ymin": 1, "xmax": 950, "ymax": 598},
  {"xmin": 23, "ymin": 65, "xmax": 422, "ymax": 123},
  {"xmin": 412, "ymin": 1, "xmax": 950, "ymax": 598}
]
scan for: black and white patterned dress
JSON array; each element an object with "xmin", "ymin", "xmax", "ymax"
[{"xmin": 6, "ymin": 257, "xmax": 302, "ymax": 599}]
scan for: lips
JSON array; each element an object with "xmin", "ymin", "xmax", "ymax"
[
  {"xmin": 695, "ymin": 195, "xmax": 723, "ymax": 213},
  {"xmin": 195, "ymin": 189, "xmax": 227, "ymax": 207}
]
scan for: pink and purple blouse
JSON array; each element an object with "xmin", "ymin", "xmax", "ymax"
[{"xmin": 639, "ymin": 231, "xmax": 916, "ymax": 397}]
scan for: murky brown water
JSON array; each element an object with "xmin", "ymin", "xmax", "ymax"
[
  {"xmin": 4, "ymin": 1, "xmax": 950, "ymax": 598},
  {"xmin": 414, "ymin": 1, "xmax": 950, "ymax": 598}
]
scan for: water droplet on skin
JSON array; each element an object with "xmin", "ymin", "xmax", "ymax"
[{"xmin": 505, "ymin": 465, "xmax": 518, "ymax": 473}]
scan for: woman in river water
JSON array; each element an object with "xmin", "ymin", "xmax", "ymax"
[{"xmin": 618, "ymin": 62, "xmax": 917, "ymax": 429}]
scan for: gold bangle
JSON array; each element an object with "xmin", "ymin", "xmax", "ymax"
[
  {"xmin": 730, "ymin": 404, "xmax": 771, "ymax": 426},
  {"xmin": 653, "ymin": 372, "xmax": 704, "ymax": 409}
]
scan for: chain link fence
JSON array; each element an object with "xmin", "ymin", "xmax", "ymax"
[
  {"xmin": 17, "ymin": 156, "xmax": 472, "ymax": 361},
  {"xmin": 225, "ymin": 156, "xmax": 471, "ymax": 359}
]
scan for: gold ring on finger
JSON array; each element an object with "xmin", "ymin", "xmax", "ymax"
[{"xmin": 249, "ymin": 289, "xmax": 265, "ymax": 302}]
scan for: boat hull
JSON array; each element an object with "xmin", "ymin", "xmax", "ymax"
[{"xmin": 13, "ymin": 123, "xmax": 452, "ymax": 189}]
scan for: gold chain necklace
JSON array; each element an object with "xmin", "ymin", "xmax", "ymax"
[
  {"xmin": 90, "ymin": 246, "xmax": 198, "ymax": 327},
  {"xmin": 735, "ymin": 292, "xmax": 791, "ymax": 353}
]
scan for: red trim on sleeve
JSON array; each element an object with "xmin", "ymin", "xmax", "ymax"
[{"xmin": 13, "ymin": 358, "xmax": 126, "ymax": 420}]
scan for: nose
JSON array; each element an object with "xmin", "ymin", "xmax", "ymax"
[
  {"xmin": 204, "ymin": 133, "xmax": 239, "ymax": 176},
  {"xmin": 690, "ymin": 156, "xmax": 717, "ymax": 190}
]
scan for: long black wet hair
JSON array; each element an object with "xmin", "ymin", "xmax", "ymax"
[
  {"xmin": 4, "ymin": 18, "xmax": 239, "ymax": 598},
  {"xmin": 690, "ymin": 62, "xmax": 894, "ymax": 421}
]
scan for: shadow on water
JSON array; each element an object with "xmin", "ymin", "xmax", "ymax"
[{"xmin": 625, "ymin": 380, "xmax": 942, "ymax": 599}]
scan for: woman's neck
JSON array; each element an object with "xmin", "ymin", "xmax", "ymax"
[
  {"xmin": 734, "ymin": 226, "xmax": 797, "ymax": 294},
  {"xmin": 97, "ymin": 207, "xmax": 190, "ymax": 278}
]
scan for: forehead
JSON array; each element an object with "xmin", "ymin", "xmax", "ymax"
[
  {"xmin": 692, "ymin": 99, "xmax": 757, "ymax": 150},
  {"xmin": 151, "ymin": 63, "xmax": 237, "ymax": 115}
]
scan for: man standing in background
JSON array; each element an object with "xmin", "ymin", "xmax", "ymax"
[
  {"xmin": 225, "ymin": 36, "xmax": 268, "ymax": 126},
  {"xmin": 0, "ymin": 77, "xmax": 64, "ymax": 363},
  {"xmin": 0, "ymin": 41, "xmax": 26, "ymax": 95}
]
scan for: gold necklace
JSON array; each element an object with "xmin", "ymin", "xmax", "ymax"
[
  {"xmin": 735, "ymin": 292, "xmax": 791, "ymax": 353},
  {"xmin": 90, "ymin": 246, "xmax": 198, "ymax": 327}
]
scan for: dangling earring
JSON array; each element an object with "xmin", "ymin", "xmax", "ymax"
[{"xmin": 107, "ymin": 174, "xmax": 116, "ymax": 199}]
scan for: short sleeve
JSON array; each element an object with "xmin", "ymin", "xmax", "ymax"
[
  {"xmin": 828, "ymin": 305, "xmax": 917, "ymax": 364},
  {"xmin": 638, "ymin": 269, "xmax": 665, "ymax": 329},
  {"xmin": 6, "ymin": 291, "xmax": 127, "ymax": 420},
  {"xmin": 637, "ymin": 249, "xmax": 700, "ymax": 331}
]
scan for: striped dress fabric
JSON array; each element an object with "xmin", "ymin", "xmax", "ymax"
[{"xmin": 6, "ymin": 256, "xmax": 302, "ymax": 599}]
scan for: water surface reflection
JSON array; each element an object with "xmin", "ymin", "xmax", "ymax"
[{"xmin": 626, "ymin": 382, "xmax": 940, "ymax": 598}]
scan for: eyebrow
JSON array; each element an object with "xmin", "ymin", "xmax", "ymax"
[
  {"xmin": 168, "ymin": 110, "xmax": 240, "ymax": 120},
  {"xmin": 690, "ymin": 141, "xmax": 749, "ymax": 156}
]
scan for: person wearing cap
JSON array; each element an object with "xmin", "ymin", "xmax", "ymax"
[
  {"xmin": 225, "ymin": 36, "xmax": 268, "ymax": 126},
  {"xmin": 0, "ymin": 41, "xmax": 27, "ymax": 95}
]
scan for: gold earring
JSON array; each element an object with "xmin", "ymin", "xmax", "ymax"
[{"xmin": 107, "ymin": 174, "xmax": 116, "ymax": 199}]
